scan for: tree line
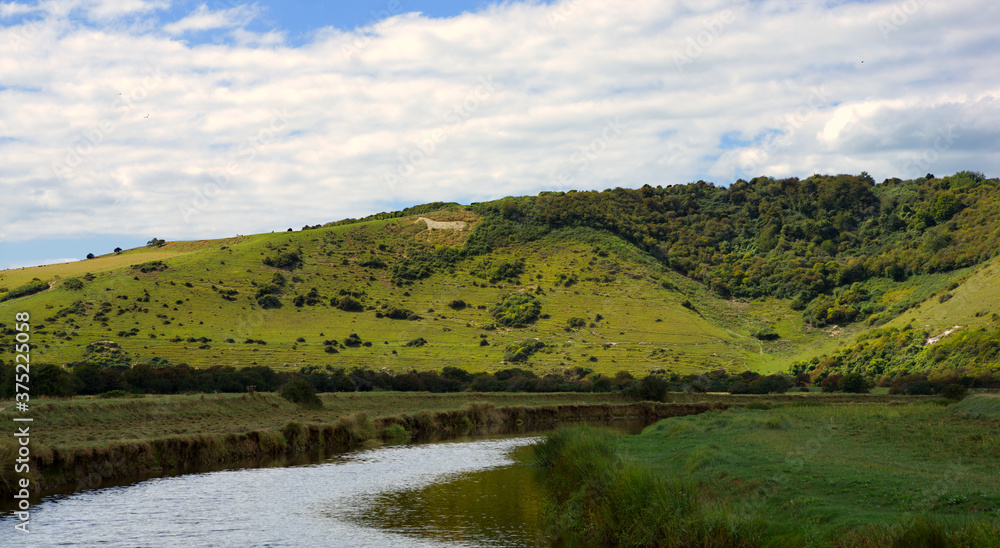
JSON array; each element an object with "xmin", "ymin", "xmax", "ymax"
[{"xmin": 3, "ymin": 361, "xmax": 994, "ymax": 401}]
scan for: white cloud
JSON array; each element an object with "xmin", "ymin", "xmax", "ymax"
[
  {"xmin": 162, "ymin": 4, "xmax": 260, "ymax": 35},
  {"xmin": 3, "ymin": 257, "xmax": 78, "ymax": 269},
  {"xmin": 0, "ymin": 2, "xmax": 38, "ymax": 18},
  {"xmin": 0, "ymin": 0, "xmax": 998, "ymax": 248}
]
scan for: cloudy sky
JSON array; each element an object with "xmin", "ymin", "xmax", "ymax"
[{"xmin": 1, "ymin": 0, "xmax": 998, "ymax": 269}]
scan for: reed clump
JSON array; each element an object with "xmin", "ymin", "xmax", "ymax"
[{"xmin": 380, "ymin": 423, "xmax": 409, "ymax": 443}]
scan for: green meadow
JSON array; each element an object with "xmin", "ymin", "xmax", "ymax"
[{"xmin": 534, "ymin": 395, "xmax": 1000, "ymax": 546}]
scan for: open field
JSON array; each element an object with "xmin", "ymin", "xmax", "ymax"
[{"xmin": 535, "ymin": 395, "xmax": 1000, "ymax": 546}]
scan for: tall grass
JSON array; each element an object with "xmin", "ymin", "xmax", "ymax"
[
  {"xmin": 535, "ymin": 404, "xmax": 1000, "ymax": 547},
  {"xmin": 532, "ymin": 426, "xmax": 764, "ymax": 547},
  {"xmin": 840, "ymin": 515, "xmax": 1000, "ymax": 548},
  {"xmin": 0, "ymin": 442, "xmax": 16, "ymax": 493}
]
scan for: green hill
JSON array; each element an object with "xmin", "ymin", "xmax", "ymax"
[{"xmin": 2, "ymin": 171, "xmax": 999, "ymax": 381}]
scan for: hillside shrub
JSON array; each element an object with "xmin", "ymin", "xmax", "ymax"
[
  {"xmin": 63, "ymin": 278, "xmax": 84, "ymax": 290},
  {"xmin": 382, "ymin": 307, "xmax": 418, "ymax": 320},
  {"xmin": 132, "ymin": 261, "xmax": 167, "ymax": 273},
  {"xmin": 263, "ymin": 251, "xmax": 302, "ymax": 270},
  {"xmin": 391, "ymin": 258, "xmax": 430, "ymax": 281},
  {"xmin": 504, "ymin": 339, "xmax": 545, "ymax": 363},
  {"xmin": 358, "ymin": 256, "xmax": 387, "ymax": 268},
  {"xmin": 491, "ymin": 293, "xmax": 542, "ymax": 328},
  {"xmin": 751, "ymin": 327, "xmax": 780, "ymax": 341},
  {"xmin": 332, "ymin": 295, "xmax": 364, "ymax": 311},
  {"xmin": 257, "ymin": 295, "xmax": 281, "ymax": 309},
  {"xmin": 474, "ymin": 257, "xmax": 525, "ymax": 283}
]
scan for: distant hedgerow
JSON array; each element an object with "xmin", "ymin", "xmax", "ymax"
[{"xmin": 0, "ymin": 279, "xmax": 48, "ymax": 302}]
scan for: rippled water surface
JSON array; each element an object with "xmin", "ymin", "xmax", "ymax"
[{"xmin": 1, "ymin": 436, "xmax": 549, "ymax": 547}]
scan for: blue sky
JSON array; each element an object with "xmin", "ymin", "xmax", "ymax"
[
  {"xmin": 1, "ymin": 0, "xmax": 999, "ymax": 270},
  {"xmin": 160, "ymin": 0, "xmax": 517, "ymax": 44}
]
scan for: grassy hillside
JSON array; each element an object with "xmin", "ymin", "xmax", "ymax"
[
  {"xmin": 2, "ymin": 171, "xmax": 999, "ymax": 380},
  {"xmin": 0, "ymin": 209, "xmax": 780, "ymax": 375},
  {"xmin": 887, "ymin": 254, "xmax": 1000, "ymax": 336}
]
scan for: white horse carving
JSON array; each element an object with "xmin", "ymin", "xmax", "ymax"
[{"xmin": 415, "ymin": 217, "xmax": 467, "ymax": 231}]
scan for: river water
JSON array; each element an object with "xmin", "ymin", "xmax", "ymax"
[{"xmin": 1, "ymin": 434, "xmax": 556, "ymax": 547}]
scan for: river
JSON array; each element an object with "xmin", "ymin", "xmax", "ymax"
[{"xmin": 1, "ymin": 427, "xmax": 616, "ymax": 547}]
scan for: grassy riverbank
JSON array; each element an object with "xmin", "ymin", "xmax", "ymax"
[
  {"xmin": 1, "ymin": 391, "xmax": 624, "ymax": 450},
  {"xmin": 1, "ymin": 391, "xmax": 907, "ymax": 451},
  {"xmin": 534, "ymin": 395, "xmax": 1000, "ymax": 547},
  {"xmin": 1, "ymin": 391, "xmax": 703, "ymax": 498}
]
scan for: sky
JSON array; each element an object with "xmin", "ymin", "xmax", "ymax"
[{"xmin": 1, "ymin": 0, "xmax": 998, "ymax": 270}]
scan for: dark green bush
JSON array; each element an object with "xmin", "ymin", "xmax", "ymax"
[
  {"xmin": 63, "ymin": 278, "xmax": 84, "ymax": 290},
  {"xmin": 840, "ymin": 373, "xmax": 870, "ymax": 393},
  {"xmin": 625, "ymin": 374, "xmax": 670, "ymax": 402},
  {"xmin": 567, "ymin": 317, "xmax": 587, "ymax": 328},
  {"xmin": 332, "ymin": 295, "xmax": 363, "ymax": 312},
  {"xmin": 907, "ymin": 380, "xmax": 938, "ymax": 395},
  {"xmin": 751, "ymin": 328, "xmax": 780, "ymax": 341},
  {"xmin": 279, "ymin": 378, "xmax": 323, "ymax": 409},
  {"xmin": 257, "ymin": 295, "xmax": 281, "ymax": 309},
  {"xmin": 391, "ymin": 258, "xmax": 430, "ymax": 281},
  {"xmin": 941, "ymin": 383, "xmax": 968, "ymax": 400},
  {"xmin": 263, "ymin": 251, "xmax": 302, "ymax": 270},
  {"xmin": 132, "ymin": 261, "xmax": 167, "ymax": 273},
  {"xmin": 383, "ymin": 307, "xmax": 418, "ymax": 320}
]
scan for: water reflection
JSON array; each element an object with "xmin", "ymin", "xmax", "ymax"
[{"xmin": 342, "ymin": 445, "xmax": 548, "ymax": 547}]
